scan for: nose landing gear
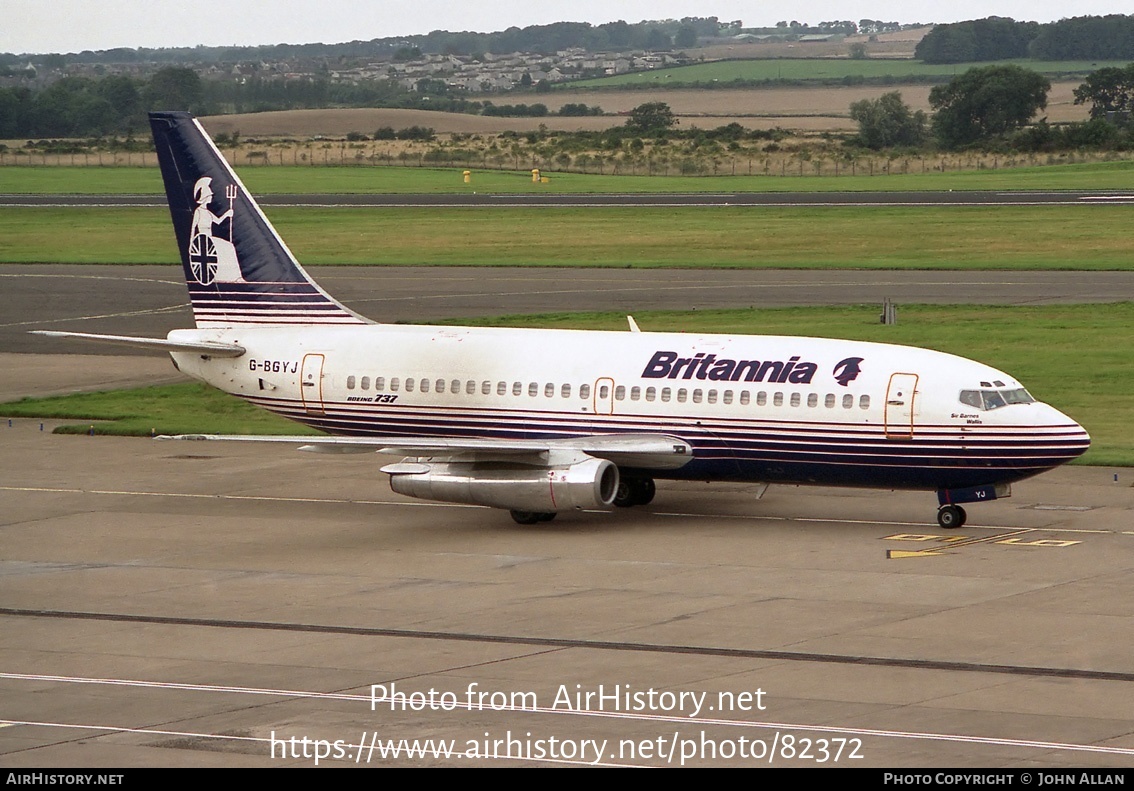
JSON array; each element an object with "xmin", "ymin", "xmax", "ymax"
[
  {"xmin": 935, "ymin": 483, "xmax": 1009, "ymax": 530},
  {"xmin": 936, "ymin": 504, "xmax": 967, "ymax": 529}
]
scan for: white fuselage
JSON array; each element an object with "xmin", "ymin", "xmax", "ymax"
[{"xmin": 169, "ymin": 323, "xmax": 1090, "ymax": 492}]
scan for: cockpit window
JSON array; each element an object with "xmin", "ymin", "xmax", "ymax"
[
  {"xmin": 1002, "ymin": 388, "xmax": 1034, "ymax": 405},
  {"xmin": 983, "ymin": 390, "xmax": 1007, "ymax": 410},
  {"xmin": 959, "ymin": 388, "xmax": 1035, "ymax": 411}
]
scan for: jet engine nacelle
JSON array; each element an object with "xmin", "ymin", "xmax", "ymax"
[{"xmin": 385, "ymin": 456, "xmax": 619, "ymax": 513}]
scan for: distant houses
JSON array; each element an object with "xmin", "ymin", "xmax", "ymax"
[{"xmin": 327, "ymin": 49, "xmax": 689, "ymax": 92}]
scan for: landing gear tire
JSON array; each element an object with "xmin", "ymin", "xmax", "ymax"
[
  {"xmin": 634, "ymin": 477, "xmax": 656, "ymax": 506},
  {"xmin": 613, "ymin": 480, "xmax": 635, "ymax": 508},
  {"xmin": 937, "ymin": 505, "xmax": 967, "ymax": 529},
  {"xmin": 510, "ymin": 510, "xmax": 555, "ymax": 525},
  {"xmin": 613, "ymin": 477, "xmax": 656, "ymax": 507}
]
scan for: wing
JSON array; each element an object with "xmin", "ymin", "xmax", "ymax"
[{"xmin": 160, "ymin": 432, "xmax": 693, "ymax": 470}]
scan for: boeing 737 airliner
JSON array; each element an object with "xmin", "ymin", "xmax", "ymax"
[{"xmin": 36, "ymin": 112, "xmax": 1091, "ymax": 528}]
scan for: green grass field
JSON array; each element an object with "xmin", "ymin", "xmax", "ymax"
[
  {"xmin": 4, "ymin": 303, "xmax": 1128, "ymax": 464},
  {"xmin": 2, "ymin": 382, "xmax": 316, "ymax": 437},
  {"xmin": 3, "ymin": 159, "xmax": 1134, "ymax": 194},
  {"xmin": 570, "ymin": 58, "xmax": 1133, "ymax": 88},
  {"xmin": 3, "ymin": 204, "xmax": 1131, "ymax": 269}
]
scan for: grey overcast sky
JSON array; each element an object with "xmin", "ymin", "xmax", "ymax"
[{"xmin": 2, "ymin": 1, "xmax": 1130, "ymax": 54}]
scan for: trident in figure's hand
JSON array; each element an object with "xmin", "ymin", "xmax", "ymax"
[{"xmin": 225, "ymin": 184, "xmax": 238, "ymax": 241}]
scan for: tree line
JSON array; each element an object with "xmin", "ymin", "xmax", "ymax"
[
  {"xmin": 8, "ymin": 63, "xmax": 1133, "ymax": 158},
  {"xmin": 851, "ymin": 63, "xmax": 1134, "ymax": 152},
  {"xmin": 916, "ymin": 14, "xmax": 1134, "ymax": 64},
  {"xmin": 0, "ymin": 68, "xmax": 204, "ymax": 138},
  {"xmin": 0, "ymin": 67, "xmax": 604, "ymax": 138},
  {"xmin": 4, "ymin": 17, "xmax": 727, "ymax": 68}
]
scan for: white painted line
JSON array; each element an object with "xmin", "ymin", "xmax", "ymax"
[
  {"xmin": 0, "ymin": 486, "xmax": 1122, "ymax": 529},
  {"xmin": 0, "ymin": 304, "xmax": 188, "ymax": 329},
  {"xmin": 0, "ymin": 485, "xmax": 482, "ymax": 509},
  {"xmin": 2, "ymin": 672, "xmax": 1132, "ymax": 758},
  {"xmin": 0, "ymin": 719, "xmax": 626, "ymax": 766},
  {"xmin": 655, "ymin": 511, "xmax": 1109, "ymax": 535}
]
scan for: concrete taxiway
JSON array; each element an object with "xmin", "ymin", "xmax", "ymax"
[
  {"xmin": 1, "ymin": 406, "xmax": 1132, "ymax": 767},
  {"xmin": 5, "ymin": 265, "xmax": 1134, "ymax": 356},
  {"xmin": 2, "ymin": 263, "xmax": 1132, "ymax": 766}
]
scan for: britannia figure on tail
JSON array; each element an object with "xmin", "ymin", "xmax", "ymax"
[{"xmin": 188, "ymin": 176, "xmax": 244, "ymax": 285}]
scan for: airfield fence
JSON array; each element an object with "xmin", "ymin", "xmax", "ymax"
[{"xmin": 2, "ymin": 145, "xmax": 1131, "ymax": 177}]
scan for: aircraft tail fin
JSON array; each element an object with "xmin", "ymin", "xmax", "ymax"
[{"xmin": 149, "ymin": 111, "xmax": 370, "ymax": 329}]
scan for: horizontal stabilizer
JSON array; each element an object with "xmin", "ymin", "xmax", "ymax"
[{"xmin": 31, "ymin": 330, "xmax": 246, "ymax": 357}]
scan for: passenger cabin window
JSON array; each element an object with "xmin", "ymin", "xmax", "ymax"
[
  {"xmin": 707, "ymin": 390, "xmax": 718, "ymax": 404},
  {"xmin": 661, "ymin": 387, "xmax": 671, "ymax": 403},
  {"xmin": 756, "ymin": 391, "xmax": 767, "ymax": 406},
  {"xmin": 405, "ymin": 378, "xmax": 415, "ymax": 393},
  {"xmin": 614, "ymin": 385, "xmax": 625, "ymax": 401},
  {"xmin": 825, "ymin": 393, "xmax": 835, "ymax": 408},
  {"xmin": 561, "ymin": 384, "xmax": 571, "ymax": 398},
  {"xmin": 692, "ymin": 389, "xmax": 703, "ymax": 404},
  {"xmin": 773, "ymin": 392, "xmax": 784, "ymax": 407},
  {"xmin": 528, "ymin": 382, "xmax": 538, "ymax": 397},
  {"xmin": 807, "ymin": 393, "xmax": 818, "ymax": 408},
  {"xmin": 842, "ymin": 394, "xmax": 853, "ymax": 409},
  {"xmin": 545, "ymin": 383, "xmax": 555, "ymax": 398},
  {"xmin": 580, "ymin": 384, "xmax": 591, "ymax": 399},
  {"xmin": 346, "ymin": 375, "xmax": 356, "ymax": 389},
  {"xmin": 645, "ymin": 387, "xmax": 656, "ymax": 402},
  {"xmin": 598, "ymin": 384, "xmax": 610, "ymax": 399},
  {"xmin": 361, "ymin": 376, "xmax": 370, "ymax": 390},
  {"xmin": 739, "ymin": 391, "xmax": 750, "ymax": 406},
  {"xmin": 723, "ymin": 390, "xmax": 733, "ymax": 405},
  {"xmin": 497, "ymin": 381, "xmax": 507, "ymax": 396},
  {"xmin": 420, "ymin": 379, "xmax": 430, "ymax": 393},
  {"xmin": 513, "ymin": 382, "xmax": 523, "ymax": 396},
  {"xmin": 375, "ymin": 377, "xmax": 386, "ymax": 391},
  {"xmin": 467, "ymin": 380, "xmax": 476, "ymax": 395},
  {"xmin": 677, "ymin": 389, "xmax": 687, "ymax": 403},
  {"xmin": 390, "ymin": 377, "xmax": 400, "ymax": 392},
  {"xmin": 631, "ymin": 386, "xmax": 641, "ymax": 401},
  {"xmin": 790, "ymin": 393, "xmax": 801, "ymax": 407},
  {"xmin": 859, "ymin": 395, "xmax": 870, "ymax": 410}
]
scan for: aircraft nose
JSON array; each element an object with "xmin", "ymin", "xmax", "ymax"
[
  {"xmin": 1072, "ymin": 420, "xmax": 1091, "ymax": 458},
  {"xmin": 1048, "ymin": 404, "xmax": 1090, "ymax": 460}
]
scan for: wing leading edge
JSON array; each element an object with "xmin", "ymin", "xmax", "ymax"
[{"xmin": 159, "ymin": 432, "xmax": 693, "ymax": 469}]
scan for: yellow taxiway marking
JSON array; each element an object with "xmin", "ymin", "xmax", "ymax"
[
  {"xmin": 886, "ymin": 529, "xmax": 1036, "ymax": 559},
  {"xmin": 887, "ymin": 549, "xmax": 946, "ymax": 559}
]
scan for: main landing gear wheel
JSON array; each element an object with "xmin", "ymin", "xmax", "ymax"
[
  {"xmin": 937, "ymin": 505, "xmax": 967, "ymax": 529},
  {"xmin": 510, "ymin": 510, "xmax": 556, "ymax": 525},
  {"xmin": 613, "ymin": 477, "xmax": 656, "ymax": 507}
]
